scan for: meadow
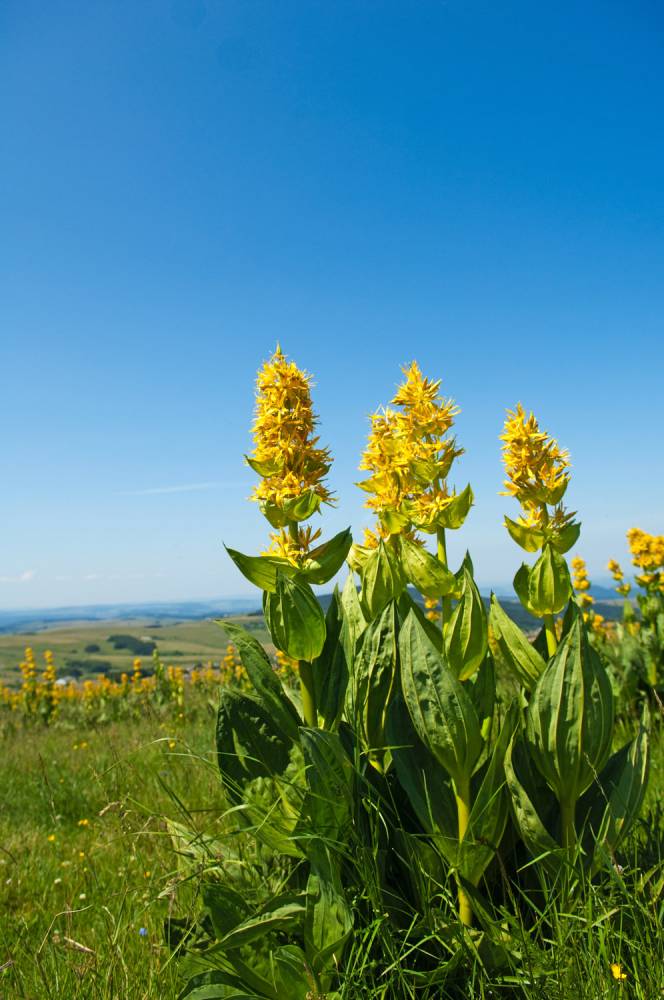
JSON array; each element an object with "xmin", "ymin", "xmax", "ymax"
[
  {"xmin": 3, "ymin": 349, "xmax": 664, "ymax": 1000},
  {"xmin": 1, "ymin": 678, "xmax": 662, "ymax": 999}
]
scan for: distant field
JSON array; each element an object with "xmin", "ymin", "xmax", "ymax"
[{"xmin": 0, "ymin": 616, "xmax": 272, "ymax": 686}]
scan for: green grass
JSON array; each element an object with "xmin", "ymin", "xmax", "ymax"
[
  {"xmin": 0, "ymin": 705, "xmax": 224, "ymax": 999},
  {"xmin": 0, "ymin": 616, "xmax": 271, "ymax": 684},
  {"xmin": 2, "ymin": 702, "xmax": 662, "ymax": 999}
]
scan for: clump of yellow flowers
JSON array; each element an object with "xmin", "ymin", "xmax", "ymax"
[
  {"xmin": 607, "ymin": 558, "xmax": 632, "ymax": 598},
  {"xmin": 358, "ymin": 361, "xmax": 467, "ymax": 542},
  {"xmin": 570, "ymin": 556, "xmax": 606, "ymax": 634},
  {"xmin": 248, "ymin": 345, "xmax": 333, "ymax": 565},
  {"xmin": 571, "ymin": 555, "xmax": 592, "ymax": 608},
  {"xmin": 1, "ymin": 646, "xmax": 244, "ymax": 725},
  {"xmin": 626, "ymin": 527, "xmax": 664, "ymax": 592},
  {"xmin": 501, "ymin": 403, "xmax": 576, "ymax": 541}
]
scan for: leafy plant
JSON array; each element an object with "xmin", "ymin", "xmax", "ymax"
[{"xmin": 177, "ymin": 353, "xmax": 651, "ymax": 999}]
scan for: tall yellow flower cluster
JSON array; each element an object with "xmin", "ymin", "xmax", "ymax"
[
  {"xmin": 607, "ymin": 558, "xmax": 632, "ymax": 598},
  {"xmin": 359, "ymin": 361, "xmax": 463, "ymax": 538},
  {"xmin": 571, "ymin": 556, "xmax": 593, "ymax": 608},
  {"xmin": 570, "ymin": 556, "xmax": 607, "ymax": 632},
  {"xmin": 249, "ymin": 346, "xmax": 333, "ymax": 563},
  {"xmin": 500, "ymin": 403, "xmax": 571, "ymax": 530},
  {"xmin": 627, "ymin": 528, "xmax": 664, "ymax": 590}
]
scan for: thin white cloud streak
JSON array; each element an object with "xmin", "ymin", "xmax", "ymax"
[
  {"xmin": 116, "ymin": 481, "xmax": 247, "ymax": 496},
  {"xmin": 0, "ymin": 569, "xmax": 36, "ymax": 584}
]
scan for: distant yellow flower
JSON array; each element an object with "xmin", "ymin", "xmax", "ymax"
[
  {"xmin": 77, "ymin": 819, "xmax": 89, "ymax": 828},
  {"xmin": 610, "ymin": 962, "xmax": 627, "ymax": 981},
  {"xmin": 47, "ymin": 834, "xmax": 56, "ymax": 843},
  {"xmin": 627, "ymin": 527, "xmax": 664, "ymax": 578},
  {"xmin": 249, "ymin": 346, "xmax": 333, "ymax": 510},
  {"xmin": 424, "ymin": 595, "xmax": 441, "ymax": 622},
  {"xmin": 501, "ymin": 403, "xmax": 570, "ymax": 507}
]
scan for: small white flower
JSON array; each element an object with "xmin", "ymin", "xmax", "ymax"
[{"xmin": 78, "ymin": 893, "xmax": 86, "ymax": 900}]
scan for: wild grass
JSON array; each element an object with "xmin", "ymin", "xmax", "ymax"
[
  {"xmin": 2, "ymin": 706, "xmax": 662, "ymax": 999},
  {"xmin": 0, "ymin": 707, "xmax": 222, "ymax": 999}
]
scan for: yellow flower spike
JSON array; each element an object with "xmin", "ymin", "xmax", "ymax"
[
  {"xmin": 610, "ymin": 962, "xmax": 627, "ymax": 981},
  {"xmin": 358, "ymin": 362, "xmax": 463, "ymax": 537},
  {"xmin": 249, "ymin": 346, "xmax": 333, "ymax": 514},
  {"xmin": 501, "ymin": 403, "xmax": 570, "ymax": 508}
]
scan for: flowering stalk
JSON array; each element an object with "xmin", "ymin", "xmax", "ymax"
[
  {"xmin": 500, "ymin": 404, "xmax": 577, "ymax": 652},
  {"xmin": 354, "ymin": 362, "xmax": 470, "ymax": 622},
  {"xmin": 227, "ymin": 346, "xmax": 350, "ymax": 729}
]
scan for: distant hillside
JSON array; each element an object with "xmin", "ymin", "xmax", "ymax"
[
  {"xmin": 0, "ymin": 586, "xmax": 628, "ymax": 635},
  {"xmin": 0, "ymin": 598, "xmax": 260, "ymax": 634}
]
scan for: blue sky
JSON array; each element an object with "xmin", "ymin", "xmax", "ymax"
[{"xmin": 1, "ymin": 0, "xmax": 663, "ymax": 609}]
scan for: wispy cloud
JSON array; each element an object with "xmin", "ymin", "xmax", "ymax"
[
  {"xmin": 117, "ymin": 481, "xmax": 245, "ymax": 496},
  {"xmin": 0, "ymin": 569, "xmax": 36, "ymax": 584}
]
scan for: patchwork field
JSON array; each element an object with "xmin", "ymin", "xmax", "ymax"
[{"xmin": 0, "ymin": 616, "xmax": 271, "ymax": 685}]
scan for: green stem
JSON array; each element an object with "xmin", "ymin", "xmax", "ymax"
[
  {"xmin": 454, "ymin": 773, "xmax": 473, "ymax": 927},
  {"xmin": 436, "ymin": 527, "xmax": 453, "ymax": 632},
  {"xmin": 543, "ymin": 613, "xmax": 558, "ymax": 657},
  {"xmin": 298, "ymin": 659, "xmax": 317, "ymax": 728},
  {"xmin": 287, "ymin": 519, "xmax": 318, "ymax": 728},
  {"xmin": 560, "ymin": 797, "xmax": 576, "ymax": 852}
]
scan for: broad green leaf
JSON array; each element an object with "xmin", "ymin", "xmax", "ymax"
[
  {"xmin": 445, "ymin": 567, "xmax": 488, "ymax": 681},
  {"xmin": 466, "ymin": 655, "xmax": 495, "ymax": 745},
  {"xmin": 513, "ymin": 563, "xmax": 537, "ymax": 616},
  {"xmin": 271, "ymin": 945, "xmax": 316, "ymax": 1000},
  {"xmin": 528, "ymin": 543, "xmax": 572, "ymax": 615},
  {"xmin": 302, "ymin": 528, "xmax": 353, "ymax": 585},
  {"xmin": 300, "ymin": 729, "xmax": 353, "ymax": 879},
  {"xmin": 216, "ymin": 688, "xmax": 292, "ymax": 794},
  {"xmin": 436, "ymin": 484, "xmax": 474, "ymax": 530},
  {"xmin": 526, "ymin": 616, "xmax": 614, "ymax": 805},
  {"xmin": 219, "ymin": 621, "xmax": 301, "ymax": 740},
  {"xmin": 225, "ymin": 547, "xmax": 293, "ymax": 593},
  {"xmin": 458, "ymin": 701, "xmax": 519, "ymax": 884},
  {"xmin": 550, "ymin": 520, "xmax": 581, "ymax": 554},
  {"xmin": 399, "ymin": 536, "xmax": 456, "ymax": 598},
  {"xmin": 312, "ymin": 589, "xmax": 349, "ymax": 731},
  {"xmin": 359, "ymin": 540, "xmax": 406, "ymax": 620},
  {"xmin": 339, "ymin": 573, "xmax": 366, "ymax": 662},
  {"xmin": 504, "ymin": 732, "xmax": 562, "ymax": 875},
  {"xmin": 283, "ymin": 490, "xmax": 322, "ymax": 522},
  {"xmin": 379, "ymin": 507, "xmax": 410, "ymax": 533},
  {"xmin": 387, "ymin": 695, "xmax": 458, "ymax": 861},
  {"xmin": 353, "ymin": 601, "xmax": 399, "ymax": 765},
  {"xmin": 263, "ymin": 572, "xmax": 326, "ymax": 661},
  {"xmin": 578, "ymin": 703, "xmax": 650, "ymax": 863},
  {"xmin": 346, "ymin": 542, "xmax": 370, "ymax": 573},
  {"xmin": 244, "ymin": 454, "xmax": 283, "ymax": 477},
  {"xmin": 178, "ymin": 969, "xmax": 263, "ymax": 1000},
  {"xmin": 217, "ymin": 903, "xmax": 305, "ymax": 951},
  {"xmin": 304, "ymin": 872, "xmax": 352, "ymax": 982},
  {"xmin": 504, "ymin": 515, "xmax": 545, "ymax": 553},
  {"xmin": 399, "ymin": 609, "xmax": 482, "ymax": 786},
  {"xmin": 488, "ymin": 593, "xmax": 546, "ymax": 692},
  {"xmin": 202, "ymin": 883, "xmax": 249, "ymax": 939}
]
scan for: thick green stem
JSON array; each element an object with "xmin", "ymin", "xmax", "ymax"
[
  {"xmin": 436, "ymin": 527, "xmax": 453, "ymax": 632},
  {"xmin": 288, "ymin": 520, "xmax": 318, "ymax": 727},
  {"xmin": 560, "ymin": 797, "xmax": 576, "ymax": 852},
  {"xmin": 543, "ymin": 613, "xmax": 558, "ymax": 657},
  {"xmin": 454, "ymin": 773, "xmax": 473, "ymax": 927},
  {"xmin": 298, "ymin": 659, "xmax": 317, "ymax": 728}
]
